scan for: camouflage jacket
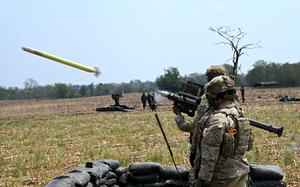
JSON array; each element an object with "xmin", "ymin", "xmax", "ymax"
[
  {"xmin": 195, "ymin": 101, "xmax": 250, "ymax": 182},
  {"xmin": 175, "ymin": 94, "xmax": 210, "ymax": 155}
]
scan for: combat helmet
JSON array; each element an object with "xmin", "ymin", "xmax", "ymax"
[
  {"xmin": 206, "ymin": 75, "xmax": 236, "ymax": 101},
  {"xmin": 206, "ymin": 65, "xmax": 226, "ymax": 81}
]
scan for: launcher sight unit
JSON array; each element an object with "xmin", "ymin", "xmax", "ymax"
[{"xmin": 157, "ymin": 81, "xmax": 204, "ymax": 117}]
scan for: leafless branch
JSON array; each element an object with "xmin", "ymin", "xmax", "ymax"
[{"xmin": 209, "ymin": 26, "xmax": 261, "ymax": 79}]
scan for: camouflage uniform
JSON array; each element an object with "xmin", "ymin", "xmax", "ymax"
[
  {"xmin": 175, "ymin": 92, "xmax": 211, "ymax": 166},
  {"xmin": 174, "ymin": 65, "xmax": 227, "ymax": 166},
  {"xmin": 191, "ymin": 75, "xmax": 253, "ymax": 187}
]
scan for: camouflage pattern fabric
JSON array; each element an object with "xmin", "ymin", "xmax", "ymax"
[
  {"xmin": 206, "ymin": 65, "xmax": 227, "ymax": 82},
  {"xmin": 200, "ymin": 174, "xmax": 248, "ymax": 187},
  {"xmin": 194, "ymin": 101, "xmax": 249, "ymax": 186}
]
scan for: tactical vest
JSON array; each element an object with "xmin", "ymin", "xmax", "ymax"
[{"xmin": 217, "ymin": 108, "xmax": 254, "ymax": 157}]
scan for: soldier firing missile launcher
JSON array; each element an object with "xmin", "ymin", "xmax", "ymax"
[{"xmin": 158, "ymin": 90, "xmax": 283, "ymax": 137}]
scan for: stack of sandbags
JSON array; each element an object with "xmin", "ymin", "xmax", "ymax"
[
  {"xmin": 44, "ymin": 161, "xmax": 288, "ymax": 187},
  {"xmin": 44, "ymin": 160, "xmax": 191, "ymax": 187},
  {"xmin": 45, "ymin": 159, "xmax": 119, "ymax": 187},
  {"xmin": 160, "ymin": 166, "xmax": 189, "ymax": 187},
  {"xmin": 126, "ymin": 162, "xmax": 163, "ymax": 186},
  {"xmin": 249, "ymin": 164, "xmax": 286, "ymax": 187}
]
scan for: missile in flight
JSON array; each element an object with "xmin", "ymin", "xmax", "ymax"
[{"xmin": 22, "ymin": 47, "xmax": 100, "ymax": 77}]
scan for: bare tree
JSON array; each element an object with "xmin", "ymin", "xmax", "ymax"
[{"xmin": 209, "ymin": 26, "xmax": 260, "ymax": 79}]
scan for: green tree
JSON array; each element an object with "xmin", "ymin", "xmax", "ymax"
[
  {"xmin": 87, "ymin": 83, "xmax": 95, "ymax": 96},
  {"xmin": 23, "ymin": 78, "xmax": 39, "ymax": 99},
  {"xmin": 222, "ymin": 63, "xmax": 234, "ymax": 76},
  {"xmin": 181, "ymin": 73, "xmax": 206, "ymax": 85},
  {"xmin": 246, "ymin": 60, "xmax": 268, "ymax": 86},
  {"xmin": 54, "ymin": 83, "xmax": 70, "ymax": 98},
  {"xmin": 79, "ymin": 85, "xmax": 88, "ymax": 97},
  {"xmin": 0, "ymin": 87, "xmax": 9, "ymax": 100},
  {"xmin": 155, "ymin": 67, "xmax": 181, "ymax": 91}
]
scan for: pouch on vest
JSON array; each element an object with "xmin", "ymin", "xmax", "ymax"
[
  {"xmin": 235, "ymin": 117, "xmax": 254, "ymax": 154},
  {"xmin": 221, "ymin": 132, "xmax": 236, "ymax": 157},
  {"xmin": 221, "ymin": 117, "xmax": 254, "ymax": 156}
]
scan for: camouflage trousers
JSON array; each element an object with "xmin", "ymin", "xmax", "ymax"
[{"xmin": 193, "ymin": 174, "xmax": 249, "ymax": 187}]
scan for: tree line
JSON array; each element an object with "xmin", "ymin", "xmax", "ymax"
[{"xmin": 0, "ymin": 61, "xmax": 300, "ymax": 100}]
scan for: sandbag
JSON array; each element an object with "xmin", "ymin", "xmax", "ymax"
[
  {"xmin": 105, "ymin": 171, "xmax": 117, "ymax": 180},
  {"xmin": 123, "ymin": 184, "xmax": 140, "ymax": 187},
  {"xmin": 66, "ymin": 169, "xmax": 90, "ymax": 186},
  {"xmin": 98, "ymin": 160, "xmax": 121, "ymax": 170},
  {"xmin": 143, "ymin": 182, "xmax": 166, "ymax": 187},
  {"xmin": 128, "ymin": 173, "xmax": 160, "ymax": 184},
  {"xmin": 105, "ymin": 178, "xmax": 117, "ymax": 186},
  {"xmin": 129, "ymin": 162, "xmax": 161, "ymax": 176},
  {"xmin": 118, "ymin": 173, "xmax": 128, "ymax": 185},
  {"xmin": 249, "ymin": 164, "xmax": 284, "ymax": 181},
  {"xmin": 85, "ymin": 182, "xmax": 93, "ymax": 187},
  {"xmin": 87, "ymin": 161, "xmax": 112, "ymax": 170},
  {"xmin": 115, "ymin": 166, "xmax": 127, "ymax": 177},
  {"xmin": 124, "ymin": 184, "xmax": 164, "ymax": 187},
  {"xmin": 160, "ymin": 166, "xmax": 190, "ymax": 180},
  {"xmin": 44, "ymin": 176, "xmax": 74, "ymax": 187},
  {"xmin": 165, "ymin": 179, "xmax": 189, "ymax": 187},
  {"xmin": 251, "ymin": 180, "xmax": 286, "ymax": 187},
  {"xmin": 76, "ymin": 164, "xmax": 108, "ymax": 182}
]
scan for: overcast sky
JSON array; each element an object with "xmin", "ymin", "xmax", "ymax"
[{"xmin": 1, "ymin": 1, "xmax": 299, "ymax": 88}]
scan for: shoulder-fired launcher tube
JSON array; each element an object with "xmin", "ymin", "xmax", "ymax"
[{"xmin": 249, "ymin": 119, "xmax": 283, "ymax": 137}]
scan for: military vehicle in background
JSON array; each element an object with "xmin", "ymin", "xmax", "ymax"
[
  {"xmin": 279, "ymin": 95, "xmax": 300, "ymax": 102},
  {"xmin": 96, "ymin": 92, "xmax": 135, "ymax": 112},
  {"xmin": 254, "ymin": 81, "xmax": 279, "ymax": 87}
]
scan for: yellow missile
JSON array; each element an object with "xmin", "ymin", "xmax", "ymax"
[{"xmin": 22, "ymin": 47, "xmax": 100, "ymax": 77}]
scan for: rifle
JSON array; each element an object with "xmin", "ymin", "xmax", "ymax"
[{"xmin": 157, "ymin": 90, "xmax": 284, "ymax": 137}]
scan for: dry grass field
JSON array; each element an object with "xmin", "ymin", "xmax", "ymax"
[{"xmin": 0, "ymin": 87, "xmax": 299, "ymax": 187}]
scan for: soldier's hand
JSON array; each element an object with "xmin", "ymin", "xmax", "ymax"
[
  {"xmin": 175, "ymin": 114, "xmax": 185, "ymax": 126},
  {"xmin": 172, "ymin": 106, "xmax": 181, "ymax": 115}
]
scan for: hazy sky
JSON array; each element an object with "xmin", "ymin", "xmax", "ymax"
[{"xmin": 1, "ymin": 1, "xmax": 299, "ymax": 88}]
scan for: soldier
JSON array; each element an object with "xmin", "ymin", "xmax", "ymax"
[
  {"xmin": 147, "ymin": 92, "xmax": 152, "ymax": 109},
  {"xmin": 141, "ymin": 92, "xmax": 147, "ymax": 109},
  {"xmin": 173, "ymin": 65, "xmax": 227, "ymax": 166},
  {"xmin": 191, "ymin": 75, "xmax": 253, "ymax": 187},
  {"xmin": 240, "ymin": 86, "xmax": 245, "ymax": 102},
  {"xmin": 150, "ymin": 92, "xmax": 157, "ymax": 112}
]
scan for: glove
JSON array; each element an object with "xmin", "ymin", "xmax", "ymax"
[
  {"xmin": 172, "ymin": 106, "xmax": 181, "ymax": 115},
  {"xmin": 175, "ymin": 114, "xmax": 185, "ymax": 126}
]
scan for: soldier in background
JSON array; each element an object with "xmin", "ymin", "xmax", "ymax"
[
  {"xmin": 141, "ymin": 92, "xmax": 147, "ymax": 109},
  {"xmin": 147, "ymin": 92, "xmax": 152, "ymax": 109},
  {"xmin": 240, "ymin": 86, "xmax": 245, "ymax": 102},
  {"xmin": 150, "ymin": 92, "xmax": 157, "ymax": 112},
  {"xmin": 191, "ymin": 75, "xmax": 253, "ymax": 187},
  {"xmin": 173, "ymin": 65, "xmax": 227, "ymax": 166}
]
